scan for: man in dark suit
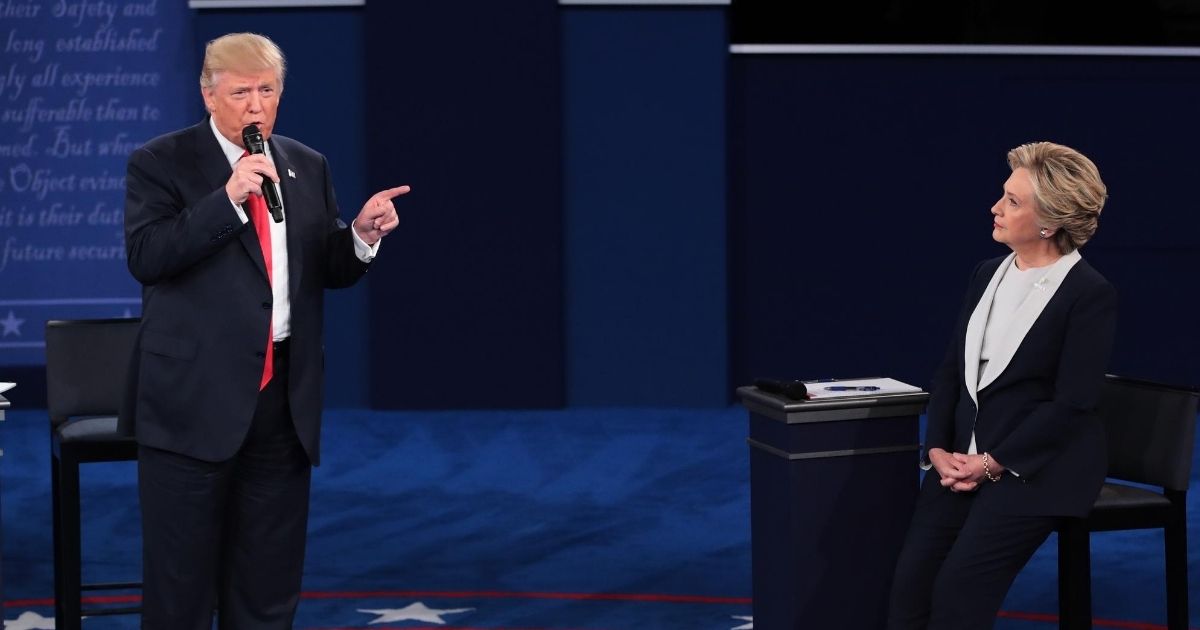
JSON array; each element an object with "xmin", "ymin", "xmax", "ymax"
[{"xmin": 122, "ymin": 32, "xmax": 406, "ymax": 629}]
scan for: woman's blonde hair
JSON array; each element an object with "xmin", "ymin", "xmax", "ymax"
[
  {"xmin": 199, "ymin": 32, "xmax": 286, "ymax": 92},
  {"xmin": 1006, "ymin": 142, "xmax": 1107, "ymax": 254}
]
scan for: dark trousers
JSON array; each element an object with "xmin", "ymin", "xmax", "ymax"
[
  {"xmin": 887, "ymin": 482, "xmax": 1058, "ymax": 630},
  {"xmin": 139, "ymin": 343, "xmax": 311, "ymax": 630}
]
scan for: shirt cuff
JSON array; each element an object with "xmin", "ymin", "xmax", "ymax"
[
  {"xmin": 351, "ymin": 225, "xmax": 379, "ymax": 262},
  {"xmin": 230, "ymin": 199, "xmax": 249, "ymax": 224}
]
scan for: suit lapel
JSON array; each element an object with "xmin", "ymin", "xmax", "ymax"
[
  {"xmin": 194, "ymin": 119, "xmax": 270, "ymax": 283},
  {"xmin": 194, "ymin": 119, "xmax": 233, "ymax": 196},
  {"xmin": 977, "ymin": 250, "xmax": 1081, "ymax": 390},
  {"xmin": 268, "ymin": 138, "xmax": 303, "ymax": 298},
  {"xmin": 963, "ymin": 253, "xmax": 1015, "ymax": 406}
]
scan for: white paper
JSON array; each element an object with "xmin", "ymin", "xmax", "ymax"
[{"xmin": 803, "ymin": 377, "xmax": 922, "ymax": 400}]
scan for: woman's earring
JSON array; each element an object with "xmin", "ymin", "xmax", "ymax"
[{"xmin": 1039, "ymin": 228, "xmax": 1050, "ymax": 239}]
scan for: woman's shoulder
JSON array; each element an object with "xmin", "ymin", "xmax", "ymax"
[
  {"xmin": 1066, "ymin": 256, "xmax": 1114, "ymax": 291},
  {"xmin": 1061, "ymin": 256, "xmax": 1117, "ymax": 314}
]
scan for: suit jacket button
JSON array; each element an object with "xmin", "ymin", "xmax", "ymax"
[{"xmin": 255, "ymin": 351, "xmax": 266, "ymax": 358}]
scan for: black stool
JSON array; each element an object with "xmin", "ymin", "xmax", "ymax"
[{"xmin": 46, "ymin": 319, "xmax": 143, "ymax": 630}]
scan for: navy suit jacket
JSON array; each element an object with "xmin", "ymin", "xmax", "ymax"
[
  {"xmin": 121, "ymin": 118, "xmax": 368, "ymax": 465},
  {"xmin": 923, "ymin": 254, "xmax": 1117, "ymax": 517}
]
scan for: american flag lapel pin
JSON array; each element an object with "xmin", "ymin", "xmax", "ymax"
[{"xmin": 288, "ymin": 168, "xmax": 296, "ymax": 179}]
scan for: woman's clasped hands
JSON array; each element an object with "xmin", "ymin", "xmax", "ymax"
[{"xmin": 928, "ymin": 447, "xmax": 1005, "ymax": 493}]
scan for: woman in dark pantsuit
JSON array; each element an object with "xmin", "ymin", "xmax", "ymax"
[{"xmin": 888, "ymin": 142, "xmax": 1115, "ymax": 629}]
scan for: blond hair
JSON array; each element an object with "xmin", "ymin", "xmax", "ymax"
[
  {"xmin": 199, "ymin": 32, "xmax": 286, "ymax": 91},
  {"xmin": 1006, "ymin": 142, "xmax": 1107, "ymax": 254}
]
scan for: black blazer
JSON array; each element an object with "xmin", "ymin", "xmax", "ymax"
[
  {"xmin": 923, "ymin": 254, "xmax": 1117, "ymax": 517},
  {"xmin": 121, "ymin": 119, "xmax": 368, "ymax": 465}
]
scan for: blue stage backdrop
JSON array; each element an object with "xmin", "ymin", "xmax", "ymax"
[
  {"xmin": 12, "ymin": 5, "xmax": 1200, "ymax": 411},
  {"xmin": 363, "ymin": 1, "xmax": 564, "ymax": 409},
  {"xmin": 562, "ymin": 7, "xmax": 728, "ymax": 407},
  {"xmin": 729, "ymin": 54, "xmax": 1200, "ymax": 392},
  {"xmin": 0, "ymin": 0, "xmax": 194, "ymax": 377}
]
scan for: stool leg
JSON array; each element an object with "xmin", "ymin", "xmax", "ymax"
[
  {"xmin": 54, "ymin": 453, "xmax": 83, "ymax": 630},
  {"xmin": 51, "ymin": 454, "xmax": 65, "ymax": 628},
  {"xmin": 1057, "ymin": 522, "xmax": 1092, "ymax": 630},
  {"xmin": 1164, "ymin": 494, "xmax": 1188, "ymax": 630}
]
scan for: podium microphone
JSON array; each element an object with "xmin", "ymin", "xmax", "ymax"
[
  {"xmin": 241, "ymin": 124, "xmax": 284, "ymax": 223},
  {"xmin": 754, "ymin": 378, "xmax": 808, "ymax": 400}
]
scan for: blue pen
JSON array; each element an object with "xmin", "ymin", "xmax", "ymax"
[{"xmin": 824, "ymin": 385, "xmax": 880, "ymax": 392}]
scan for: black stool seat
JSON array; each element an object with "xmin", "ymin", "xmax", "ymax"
[
  {"xmin": 1092, "ymin": 482, "xmax": 1173, "ymax": 514},
  {"xmin": 53, "ymin": 416, "xmax": 138, "ymax": 463},
  {"xmin": 58, "ymin": 416, "xmax": 123, "ymax": 441}
]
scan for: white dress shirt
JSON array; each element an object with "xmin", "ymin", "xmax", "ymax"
[{"xmin": 209, "ymin": 118, "xmax": 378, "ymax": 341}]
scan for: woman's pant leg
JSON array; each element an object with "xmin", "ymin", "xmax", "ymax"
[
  {"xmin": 926, "ymin": 503, "xmax": 1056, "ymax": 630},
  {"xmin": 888, "ymin": 485, "xmax": 974, "ymax": 630}
]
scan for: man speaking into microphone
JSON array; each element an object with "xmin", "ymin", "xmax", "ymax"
[{"xmin": 122, "ymin": 32, "xmax": 406, "ymax": 629}]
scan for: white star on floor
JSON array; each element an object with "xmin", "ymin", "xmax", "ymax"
[
  {"xmin": 4, "ymin": 611, "xmax": 55, "ymax": 630},
  {"xmin": 730, "ymin": 615, "xmax": 753, "ymax": 630},
  {"xmin": 358, "ymin": 602, "xmax": 474, "ymax": 625},
  {"xmin": 0, "ymin": 310, "xmax": 24, "ymax": 337}
]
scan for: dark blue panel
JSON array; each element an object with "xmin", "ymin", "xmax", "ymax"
[
  {"xmin": 364, "ymin": 2, "xmax": 563, "ymax": 408},
  {"xmin": 563, "ymin": 8, "xmax": 728, "ymax": 406},
  {"xmin": 731, "ymin": 55, "xmax": 1200, "ymax": 390},
  {"xmin": 194, "ymin": 8, "xmax": 368, "ymax": 407}
]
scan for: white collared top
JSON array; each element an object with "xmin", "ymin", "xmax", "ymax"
[
  {"xmin": 963, "ymin": 249, "xmax": 1082, "ymax": 457},
  {"xmin": 979, "ymin": 260, "xmax": 1046, "ymax": 373}
]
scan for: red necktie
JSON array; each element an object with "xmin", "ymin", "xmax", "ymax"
[{"xmin": 243, "ymin": 150, "xmax": 273, "ymax": 390}]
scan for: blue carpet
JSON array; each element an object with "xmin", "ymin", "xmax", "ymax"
[{"xmin": 0, "ymin": 407, "xmax": 1197, "ymax": 629}]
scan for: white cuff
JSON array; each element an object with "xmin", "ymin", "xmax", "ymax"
[
  {"xmin": 351, "ymin": 225, "xmax": 379, "ymax": 262},
  {"xmin": 230, "ymin": 199, "xmax": 249, "ymax": 224}
]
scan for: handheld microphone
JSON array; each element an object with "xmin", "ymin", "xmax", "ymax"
[{"xmin": 241, "ymin": 124, "xmax": 284, "ymax": 223}]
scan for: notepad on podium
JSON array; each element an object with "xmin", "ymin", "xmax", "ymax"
[{"xmin": 805, "ymin": 377, "xmax": 922, "ymax": 400}]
